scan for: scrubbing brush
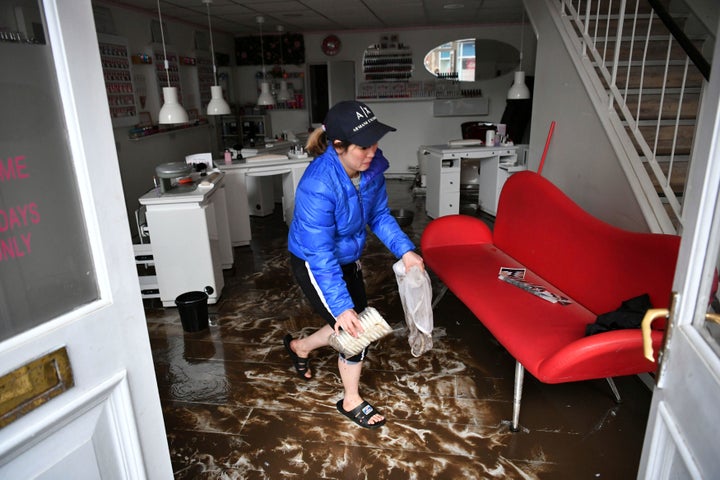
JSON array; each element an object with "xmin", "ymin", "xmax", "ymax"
[{"xmin": 328, "ymin": 307, "xmax": 393, "ymax": 357}]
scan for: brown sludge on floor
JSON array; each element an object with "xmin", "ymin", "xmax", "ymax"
[{"xmin": 144, "ymin": 179, "xmax": 651, "ymax": 479}]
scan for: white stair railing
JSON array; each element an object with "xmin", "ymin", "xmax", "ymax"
[{"xmin": 554, "ymin": 0, "xmax": 708, "ymax": 233}]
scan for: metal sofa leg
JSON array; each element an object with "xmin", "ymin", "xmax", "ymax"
[
  {"xmin": 511, "ymin": 361, "xmax": 524, "ymax": 432},
  {"xmin": 431, "ymin": 284, "xmax": 448, "ymax": 309},
  {"xmin": 606, "ymin": 377, "xmax": 622, "ymax": 404}
]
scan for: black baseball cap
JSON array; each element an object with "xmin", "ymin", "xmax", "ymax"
[{"xmin": 324, "ymin": 100, "xmax": 396, "ymax": 147}]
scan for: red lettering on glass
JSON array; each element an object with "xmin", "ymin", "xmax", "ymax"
[
  {"xmin": 29, "ymin": 202, "xmax": 40, "ymax": 224},
  {"xmin": 0, "ymin": 155, "xmax": 29, "ymax": 181},
  {"xmin": 0, "ymin": 203, "xmax": 40, "ymax": 232},
  {"xmin": 7, "ymin": 208, "xmax": 20, "ymax": 230},
  {"xmin": 0, "ymin": 233, "xmax": 32, "ymax": 261}
]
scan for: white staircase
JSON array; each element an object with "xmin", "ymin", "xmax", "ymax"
[{"xmin": 551, "ymin": 0, "xmax": 714, "ymax": 233}]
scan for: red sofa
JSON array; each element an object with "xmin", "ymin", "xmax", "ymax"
[{"xmin": 420, "ymin": 170, "xmax": 679, "ymax": 431}]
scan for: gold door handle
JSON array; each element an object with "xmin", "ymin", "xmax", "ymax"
[
  {"xmin": 641, "ymin": 308, "xmax": 669, "ymax": 362},
  {"xmin": 642, "ymin": 309, "xmax": 720, "ymax": 363}
]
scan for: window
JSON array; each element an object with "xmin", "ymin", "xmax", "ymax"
[{"xmin": 424, "ymin": 39, "xmax": 520, "ymax": 81}]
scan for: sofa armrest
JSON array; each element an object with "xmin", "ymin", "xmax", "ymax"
[
  {"xmin": 535, "ymin": 329, "xmax": 663, "ymax": 383},
  {"xmin": 421, "ymin": 214, "xmax": 493, "ymax": 251}
]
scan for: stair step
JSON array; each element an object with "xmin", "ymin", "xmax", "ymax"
[
  {"xmin": 623, "ymin": 93, "xmax": 701, "ymax": 120},
  {"xmin": 633, "ymin": 118, "xmax": 697, "ymax": 126},
  {"xmin": 605, "ymin": 57, "xmax": 701, "ymax": 65},
  {"xmin": 573, "ymin": 0, "xmax": 653, "ymax": 16},
  {"xmin": 593, "ymin": 37, "xmax": 707, "ymax": 62},
  {"xmin": 622, "ymin": 87, "xmax": 703, "ymax": 95},
  {"xmin": 597, "ymin": 64, "xmax": 705, "ymax": 89},
  {"xmin": 644, "ymin": 158, "xmax": 688, "ymax": 196},
  {"xmin": 627, "ymin": 123, "xmax": 695, "ymax": 156},
  {"xmin": 655, "ymin": 154, "xmax": 691, "ymax": 163},
  {"xmin": 584, "ymin": 15, "xmax": 670, "ymax": 34}
]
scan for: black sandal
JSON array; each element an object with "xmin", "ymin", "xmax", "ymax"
[
  {"xmin": 336, "ymin": 399, "xmax": 386, "ymax": 429},
  {"xmin": 283, "ymin": 334, "xmax": 311, "ymax": 380}
]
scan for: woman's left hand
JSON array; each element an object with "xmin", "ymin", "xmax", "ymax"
[
  {"xmin": 336, "ymin": 309, "xmax": 363, "ymax": 337},
  {"xmin": 401, "ymin": 250, "xmax": 424, "ymax": 272}
]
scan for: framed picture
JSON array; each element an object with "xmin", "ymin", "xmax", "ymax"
[{"xmin": 137, "ymin": 111, "xmax": 152, "ymax": 127}]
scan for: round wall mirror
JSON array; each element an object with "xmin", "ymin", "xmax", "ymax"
[{"xmin": 424, "ymin": 39, "xmax": 520, "ymax": 81}]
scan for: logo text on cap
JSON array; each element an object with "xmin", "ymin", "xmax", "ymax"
[
  {"xmin": 353, "ymin": 105, "xmax": 377, "ymax": 133},
  {"xmin": 355, "ymin": 105, "xmax": 372, "ymax": 120}
]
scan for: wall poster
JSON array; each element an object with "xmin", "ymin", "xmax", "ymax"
[{"xmin": 0, "ymin": 8, "xmax": 98, "ymax": 341}]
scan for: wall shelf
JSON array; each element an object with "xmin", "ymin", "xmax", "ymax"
[
  {"xmin": 128, "ymin": 121, "xmax": 210, "ymax": 140},
  {"xmin": 98, "ymin": 34, "xmax": 138, "ymax": 127},
  {"xmin": 357, "ymin": 78, "xmax": 485, "ymax": 104},
  {"xmin": 362, "ymin": 46, "xmax": 413, "ymax": 82}
]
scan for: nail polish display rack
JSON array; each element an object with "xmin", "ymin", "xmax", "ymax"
[{"xmin": 98, "ymin": 34, "xmax": 138, "ymax": 127}]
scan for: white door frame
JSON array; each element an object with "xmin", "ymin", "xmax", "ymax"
[{"xmin": 0, "ymin": 1, "xmax": 172, "ymax": 478}]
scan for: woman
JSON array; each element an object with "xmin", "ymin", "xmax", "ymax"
[{"xmin": 285, "ymin": 100, "xmax": 424, "ymax": 429}]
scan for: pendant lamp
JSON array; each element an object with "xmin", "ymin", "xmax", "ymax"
[
  {"xmin": 203, "ymin": 0, "xmax": 231, "ymax": 115},
  {"xmin": 156, "ymin": 0, "xmax": 188, "ymax": 124},
  {"xmin": 277, "ymin": 80, "xmax": 290, "ymax": 102},
  {"xmin": 507, "ymin": 11, "xmax": 531, "ymax": 100},
  {"xmin": 507, "ymin": 71, "xmax": 530, "ymax": 100},
  {"xmin": 256, "ymin": 16, "xmax": 276, "ymax": 106},
  {"xmin": 276, "ymin": 25, "xmax": 291, "ymax": 102}
]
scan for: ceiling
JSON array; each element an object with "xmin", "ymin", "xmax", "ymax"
[{"xmin": 102, "ymin": 0, "xmax": 526, "ymax": 36}]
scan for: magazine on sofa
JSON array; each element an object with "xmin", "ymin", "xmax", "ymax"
[{"xmin": 498, "ymin": 267, "xmax": 572, "ymax": 305}]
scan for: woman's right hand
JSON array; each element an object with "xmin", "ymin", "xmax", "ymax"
[{"xmin": 336, "ymin": 309, "xmax": 363, "ymax": 337}]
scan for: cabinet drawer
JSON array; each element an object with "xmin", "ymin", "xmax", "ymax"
[
  {"xmin": 441, "ymin": 172, "xmax": 460, "ymax": 191},
  {"xmin": 440, "ymin": 159, "xmax": 461, "ymax": 171},
  {"xmin": 438, "ymin": 198, "xmax": 459, "ymax": 217},
  {"xmin": 499, "ymin": 154, "xmax": 518, "ymax": 166}
]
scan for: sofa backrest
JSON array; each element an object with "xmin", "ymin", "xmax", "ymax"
[{"xmin": 493, "ymin": 171, "xmax": 680, "ymax": 315}]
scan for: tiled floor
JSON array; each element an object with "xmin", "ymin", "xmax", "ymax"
[{"xmin": 144, "ymin": 179, "xmax": 651, "ymax": 479}]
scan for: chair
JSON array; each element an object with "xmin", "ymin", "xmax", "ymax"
[{"xmin": 460, "ymin": 121, "xmax": 495, "ymax": 141}]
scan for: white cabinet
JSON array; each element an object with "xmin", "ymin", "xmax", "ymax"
[
  {"xmin": 421, "ymin": 144, "xmax": 526, "ymax": 218},
  {"xmin": 215, "ymin": 156, "xmax": 311, "ymax": 246},
  {"xmin": 426, "ymin": 158, "xmax": 461, "ymax": 218},
  {"xmin": 138, "ymin": 172, "xmax": 232, "ymax": 307}
]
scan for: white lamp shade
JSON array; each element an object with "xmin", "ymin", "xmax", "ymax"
[
  {"xmin": 507, "ymin": 71, "xmax": 531, "ymax": 100},
  {"xmin": 159, "ymin": 87, "xmax": 189, "ymax": 124},
  {"xmin": 257, "ymin": 81, "xmax": 276, "ymax": 106},
  {"xmin": 277, "ymin": 80, "xmax": 291, "ymax": 101},
  {"xmin": 207, "ymin": 85, "xmax": 231, "ymax": 115}
]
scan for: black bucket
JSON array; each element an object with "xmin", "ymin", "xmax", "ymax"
[{"xmin": 175, "ymin": 291, "xmax": 209, "ymax": 332}]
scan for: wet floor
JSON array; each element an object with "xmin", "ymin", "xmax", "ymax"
[{"xmin": 144, "ymin": 178, "xmax": 651, "ymax": 479}]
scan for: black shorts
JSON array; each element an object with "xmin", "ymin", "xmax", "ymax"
[{"xmin": 290, "ymin": 253, "xmax": 368, "ymax": 361}]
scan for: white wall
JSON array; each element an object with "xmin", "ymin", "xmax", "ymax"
[
  {"xmin": 233, "ymin": 24, "xmax": 536, "ymax": 175},
  {"xmin": 115, "ymin": 125, "xmax": 214, "ymax": 237},
  {"xmin": 524, "ymin": 1, "xmax": 647, "ymax": 231},
  {"xmin": 684, "ymin": 0, "xmax": 719, "ymax": 37}
]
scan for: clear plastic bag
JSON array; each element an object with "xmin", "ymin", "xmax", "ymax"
[{"xmin": 393, "ymin": 260, "xmax": 434, "ymax": 357}]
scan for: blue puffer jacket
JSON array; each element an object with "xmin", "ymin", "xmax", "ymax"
[{"xmin": 288, "ymin": 146, "xmax": 415, "ymax": 317}]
